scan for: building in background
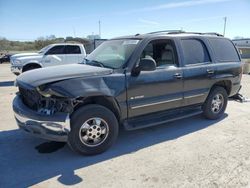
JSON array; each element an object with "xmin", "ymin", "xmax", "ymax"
[
  {"xmin": 65, "ymin": 36, "xmax": 107, "ymax": 54},
  {"xmin": 233, "ymin": 38, "xmax": 250, "ymax": 74},
  {"xmin": 84, "ymin": 39, "xmax": 107, "ymax": 54}
]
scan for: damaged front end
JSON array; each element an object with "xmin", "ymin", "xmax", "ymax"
[
  {"xmin": 19, "ymin": 85, "xmax": 75, "ymax": 116},
  {"xmin": 13, "ymin": 84, "xmax": 78, "ymax": 142},
  {"xmin": 12, "ymin": 63, "xmax": 126, "ymax": 142}
]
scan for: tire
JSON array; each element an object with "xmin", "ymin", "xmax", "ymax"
[
  {"xmin": 68, "ymin": 104, "xmax": 119, "ymax": 155},
  {"xmin": 202, "ymin": 86, "xmax": 228, "ymax": 120}
]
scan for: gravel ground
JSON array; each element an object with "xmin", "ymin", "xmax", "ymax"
[{"xmin": 0, "ymin": 63, "xmax": 250, "ymax": 188}]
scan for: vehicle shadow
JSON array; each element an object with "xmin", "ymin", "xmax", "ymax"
[
  {"xmin": 0, "ymin": 114, "xmax": 227, "ymax": 187},
  {"xmin": 0, "ymin": 81, "xmax": 14, "ymax": 87}
]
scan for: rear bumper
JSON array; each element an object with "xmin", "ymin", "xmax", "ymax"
[
  {"xmin": 13, "ymin": 95, "xmax": 70, "ymax": 142},
  {"xmin": 229, "ymin": 82, "xmax": 241, "ymax": 97},
  {"xmin": 11, "ymin": 66, "xmax": 22, "ymax": 75}
]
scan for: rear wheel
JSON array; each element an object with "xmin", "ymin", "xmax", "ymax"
[
  {"xmin": 68, "ymin": 104, "xmax": 119, "ymax": 155},
  {"xmin": 202, "ymin": 86, "xmax": 228, "ymax": 120}
]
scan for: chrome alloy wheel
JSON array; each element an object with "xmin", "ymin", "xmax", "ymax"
[
  {"xmin": 211, "ymin": 94, "xmax": 224, "ymax": 113},
  {"xmin": 79, "ymin": 117, "xmax": 109, "ymax": 147}
]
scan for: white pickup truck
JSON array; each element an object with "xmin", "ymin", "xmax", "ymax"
[{"xmin": 11, "ymin": 43, "xmax": 86, "ymax": 75}]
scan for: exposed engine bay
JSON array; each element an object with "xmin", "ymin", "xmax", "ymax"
[{"xmin": 18, "ymin": 86, "xmax": 77, "ymax": 115}]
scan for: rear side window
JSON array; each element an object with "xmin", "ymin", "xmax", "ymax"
[
  {"xmin": 181, "ymin": 39, "xmax": 211, "ymax": 65},
  {"xmin": 46, "ymin": 45, "xmax": 65, "ymax": 55},
  {"xmin": 65, "ymin": 45, "xmax": 81, "ymax": 54},
  {"xmin": 209, "ymin": 38, "xmax": 240, "ymax": 62}
]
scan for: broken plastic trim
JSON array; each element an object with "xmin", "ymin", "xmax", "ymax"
[
  {"xmin": 36, "ymin": 85, "xmax": 74, "ymax": 98},
  {"xmin": 230, "ymin": 93, "xmax": 250, "ymax": 103}
]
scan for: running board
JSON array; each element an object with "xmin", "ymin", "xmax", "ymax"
[{"xmin": 123, "ymin": 107, "xmax": 203, "ymax": 130}]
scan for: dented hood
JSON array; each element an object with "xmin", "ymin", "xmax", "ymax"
[
  {"xmin": 16, "ymin": 64, "xmax": 113, "ymax": 88},
  {"xmin": 11, "ymin": 52, "xmax": 39, "ymax": 59}
]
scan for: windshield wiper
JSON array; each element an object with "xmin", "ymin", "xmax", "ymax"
[
  {"xmin": 90, "ymin": 60, "xmax": 106, "ymax": 67},
  {"xmin": 84, "ymin": 58, "xmax": 112, "ymax": 69}
]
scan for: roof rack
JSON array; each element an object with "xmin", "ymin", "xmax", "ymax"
[
  {"xmin": 147, "ymin": 30, "xmax": 184, "ymax": 34},
  {"xmin": 147, "ymin": 30, "xmax": 223, "ymax": 37},
  {"xmin": 197, "ymin": 32, "xmax": 223, "ymax": 37},
  {"xmin": 179, "ymin": 32, "xmax": 223, "ymax": 37}
]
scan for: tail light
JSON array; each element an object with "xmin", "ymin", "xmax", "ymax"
[{"xmin": 240, "ymin": 62, "xmax": 244, "ymax": 80}]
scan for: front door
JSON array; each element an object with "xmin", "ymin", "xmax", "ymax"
[
  {"xmin": 43, "ymin": 45, "xmax": 65, "ymax": 67},
  {"xmin": 126, "ymin": 39, "xmax": 184, "ymax": 118}
]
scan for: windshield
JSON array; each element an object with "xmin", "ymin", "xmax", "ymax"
[
  {"xmin": 85, "ymin": 39, "xmax": 140, "ymax": 68},
  {"xmin": 38, "ymin": 45, "xmax": 52, "ymax": 54}
]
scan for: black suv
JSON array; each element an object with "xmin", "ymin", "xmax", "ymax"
[
  {"xmin": 0, "ymin": 54, "xmax": 11, "ymax": 64},
  {"xmin": 13, "ymin": 31, "xmax": 243, "ymax": 155}
]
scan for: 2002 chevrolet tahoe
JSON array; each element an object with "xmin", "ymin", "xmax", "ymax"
[{"xmin": 13, "ymin": 31, "xmax": 243, "ymax": 155}]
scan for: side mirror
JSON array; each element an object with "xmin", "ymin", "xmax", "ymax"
[
  {"xmin": 131, "ymin": 58, "xmax": 156, "ymax": 76},
  {"xmin": 138, "ymin": 58, "xmax": 156, "ymax": 71}
]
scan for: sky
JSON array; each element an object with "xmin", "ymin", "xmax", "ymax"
[{"xmin": 0, "ymin": 0, "xmax": 249, "ymax": 41}]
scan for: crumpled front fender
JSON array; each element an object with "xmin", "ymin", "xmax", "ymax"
[{"xmin": 48, "ymin": 73, "xmax": 126, "ymax": 99}]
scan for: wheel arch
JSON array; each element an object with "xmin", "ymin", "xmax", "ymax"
[
  {"xmin": 22, "ymin": 62, "xmax": 42, "ymax": 72},
  {"xmin": 73, "ymin": 96, "xmax": 121, "ymax": 122},
  {"xmin": 211, "ymin": 80, "xmax": 232, "ymax": 95}
]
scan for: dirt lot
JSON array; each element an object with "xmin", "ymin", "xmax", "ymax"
[{"xmin": 1, "ymin": 63, "xmax": 250, "ymax": 188}]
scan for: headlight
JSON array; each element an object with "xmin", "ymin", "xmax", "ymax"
[
  {"xmin": 36, "ymin": 86, "xmax": 66, "ymax": 98},
  {"xmin": 37, "ymin": 87, "xmax": 52, "ymax": 97},
  {"xmin": 15, "ymin": 60, "xmax": 21, "ymax": 64}
]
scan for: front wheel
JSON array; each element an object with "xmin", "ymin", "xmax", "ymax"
[
  {"xmin": 68, "ymin": 104, "xmax": 119, "ymax": 155},
  {"xmin": 202, "ymin": 86, "xmax": 228, "ymax": 120}
]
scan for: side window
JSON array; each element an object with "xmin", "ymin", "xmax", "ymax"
[
  {"xmin": 209, "ymin": 38, "xmax": 240, "ymax": 62},
  {"xmin": 46, "ymin": 45, "xmax": 65, "ymax": 55},
  {"xmin": 65, "ymin": 45, "xmax": 81, "ymax": 54},
  {"xmin": 140, "ymin": 40, "xmax": 178, "ymax": 67},
  {"xmin": 181, "ymin": 39, "xmax": 211, "ymax": 65}
]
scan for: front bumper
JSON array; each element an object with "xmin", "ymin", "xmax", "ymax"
[
  {"xmin": 11, "ymin": 66, "xmax": 22, "ymax": 75},
  {"xmin": 13, "ymin": 95, "xmax": 70, "ymax": 142}
]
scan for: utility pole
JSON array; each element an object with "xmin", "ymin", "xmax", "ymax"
[
  {"xmin": 223, "ymin": 17, "xmax": 227, "ymax": 36},
  {"xmin": 99, "ymin": 20, "xmax": 101, "ymax": 38}
]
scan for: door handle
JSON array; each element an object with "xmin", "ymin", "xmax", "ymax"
[
  {"xmin": 207, "ymin": 69, "xmax": 214, "ymax": 74},
  {"xmin": 174, "ymin": 73, "xmax": 183, "ymax": 79}
]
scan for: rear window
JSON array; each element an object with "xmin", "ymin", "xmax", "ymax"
[
  {"xmin": 181, "ymin": 39, "xmax": 211, "ymax": 65},
  {"xmin": 209, "ymin": 38, "xmax": 240, "ymax": 62},
  {"xmin": 65, "ymin": 45, "xmax": 81, "ymax": 54}
]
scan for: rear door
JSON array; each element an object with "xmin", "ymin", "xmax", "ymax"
[
  {"xmin": 208, "ymin": 38, "xmax": 242, "ymax": 96},
  {"xmin": 180, "ymin": 38, "xmax": 216, "ymax": 106},
  {"xmin": 43, "ymin": 45, "xmax": 65, "ymax": 67},
  {"xmin": 64, "ymin": 45, "xmax": 83, "ymax": 64}
]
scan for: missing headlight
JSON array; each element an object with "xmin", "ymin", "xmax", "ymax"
[{"xmin": 38, "ymin": 97, "xmax": 74, "ymax": 115}]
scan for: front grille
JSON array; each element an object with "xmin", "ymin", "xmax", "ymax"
[{"xmin": 19, "ymin": 87, "xmax": 41, "ymax": 111}]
